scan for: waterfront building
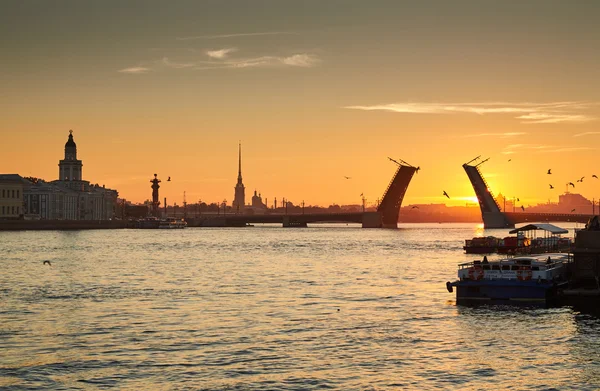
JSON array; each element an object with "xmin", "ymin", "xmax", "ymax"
[
  {"xmin": 0, "ymin": 174, "xmax": 25, "ymax": 219},
  {"xmin": 14, "ymin": 131, "xmax": 119, "ymax": 220},
  {"xmin": 232, "ymin": 143, "xmax": 245, "ymax": 213}
]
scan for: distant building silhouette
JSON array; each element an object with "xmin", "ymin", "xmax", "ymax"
[
  {"xmin": 5, "ymin": 130, "xmax": 120, "ymax": 220},
  {"xmin": 232, "ymin": 143, "xmax": 245, "ymax": 213},
  {"xmin": 0, "ymin": 174, "xmax": 25, "ymax": 219}
]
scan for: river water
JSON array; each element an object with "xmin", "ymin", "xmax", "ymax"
[{"xmin": 1, "ymin": 223, "xmax": 599, "ymax": 390}]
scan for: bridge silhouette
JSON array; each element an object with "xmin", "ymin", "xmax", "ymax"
[
  {"xmin": 464, "ymin": 156, "xmax": 594, "ymax": 228},
  {"xmin": 187, "ymin": 159, "xmax": 418, "ymax": 228}
]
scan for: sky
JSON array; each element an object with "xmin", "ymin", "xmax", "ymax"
[{"xmin": 2, "ymin": 0, "xmax": 600, "ymax": 208}]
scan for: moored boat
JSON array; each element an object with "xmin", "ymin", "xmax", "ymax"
[
  {"xmin": 446, "ymin": 253, "xmax": 570, "ymax": 305},
  {"xmin": 464, "ymin": 236, "xmax": 501, "ymax": 254},
  {"xmin": 158, "ymin": 217, "xmax": 187, "ymax": 229}
]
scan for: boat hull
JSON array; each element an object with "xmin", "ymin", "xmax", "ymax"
[
  {"xmin": 452, "ymin": 279, "xmax": 564, "ymax": 305},
  {"xmin": 464, "ymin": 246, "xmax": 497, "ymax": 254}
]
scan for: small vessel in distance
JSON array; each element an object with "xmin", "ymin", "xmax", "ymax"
[
  {"xmin": 446, "ymin": 253, "xmax": 570, "ymax": 305},
  {"xmin": 158, "ymin": 217, "xmax": 187, "ymax": 229}
]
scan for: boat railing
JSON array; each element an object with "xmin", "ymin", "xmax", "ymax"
[{"xmin": 458, "ymin": 258, "xmax": 568, "ymax": 272}]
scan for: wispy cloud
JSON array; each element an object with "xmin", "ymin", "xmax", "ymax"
[
  {"xmin": 280, "ymin": 54, "xmax": 319, "ymax": 67},
  {"xmin": 502, "ymin": 143, "xmax": 594, "ymax": 154},
  {"xmin": 573, "ymin": 131, "xmax": 600, "ymax": 137},
  {"xmin": 177, "ymin": 31, "xmax": 296, "ymax": 40},
  {"xmin": 206, "ymin": 48, "xmax": 237, "ymax": 59},
  {"xmin": 464, "ymin": 132, "xmax": 527, "ymax": 138},
  {"xmin": 161, "ymin": 57, "xmax": 195, "ymax": 69},
  {"xmin": 202, "ymin": 53, "xmax": 320, "ymax": 70},
  {"xmin": 345, "ymin": 102, "xmax": 597, "ymax": 124},
  {"xmin": 541, "ymin": 147, "xmax": 596, "ymax": 153},
  {"xmin": 118, "ymin": 66, "xmax": 150, "ymax": 74}
]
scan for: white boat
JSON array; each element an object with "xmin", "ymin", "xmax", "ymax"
[
  {"xmin": 446, "ymin": 253, "xmax": 571, "ymax": 305},
  {"xmin": 158, "ymin": 217, "xmax": 187, "ymax": 229}
]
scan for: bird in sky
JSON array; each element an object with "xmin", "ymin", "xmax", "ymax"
[
  {"xmin": 571, "ymin": 208, "xmax": 576, "ymax": 213},
  {"xmin": 344, "ymin": 176, "xmax": 351, "ymax": 179},
  {"xmin": 547, "ymin": 169, "xmax": 552, "ymax": 174},
  {"xmin": 411, "ymin": 205, "xmax": 419, "ymax": 209},
  {"xmin": 508, "ymin": 159, "xmax": 512, "ymax": 162},
  {"xmin": 549, "ymin": 184, "xmax": 554, "ymax": 189},
  {"xmin": 43, "ymin": 260, "xmax": 51, "ymax": 266},
  {"xmin": 593, "ymin": 174, "xmax": 598, "ymax": 179},
  {"xmin": 577, "ymin": 176, "xmax": 585, "ymax": 182},
  {"xmin": 517, "ymin": 198, "xmax": 520, "ymax": 202},
  {"xmin": 568, "ymin": 182, "xmax": 575, "ymax": 188},
  {"xmin": 416, "ymin": 166, "xmax": 420, "ymax": 173},
  {"xmin": 167, "ymin": 176, "xmax": 171, "ymax": 181},
  {"xmin": 521, "ymin": 205, "xmax": 525, "ymax": 212},
  {"xmin": 443, "ymin": 191, "xmax": 450, "ymax": 199}
]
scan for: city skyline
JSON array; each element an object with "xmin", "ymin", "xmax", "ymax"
[{"xmin": 2, "ymin": 1, "xmax": 600, "ymax": 206}]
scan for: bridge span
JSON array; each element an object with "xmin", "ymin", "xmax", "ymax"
[
  {"xmin": 186, "ymin": 212, "xmax": 376, "ymax": 228},
  {"xmin": 464, "ymin": 156, "xmax": 596, "ymax": 228},
  {"xmin": 186, "ymin": 158, "xmax": 418, "ymax": 228}
]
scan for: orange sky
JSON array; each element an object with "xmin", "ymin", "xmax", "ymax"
[{"xmin": 2, "ymin": 1, "xmax": 600, "ymax": 207}]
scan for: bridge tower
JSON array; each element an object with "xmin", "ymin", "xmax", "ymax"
[
  {"xmin": 374, "ymin": 158, "xmax": 418, "ymax": 228},
  {"xmin": 463, "ymin": 156, "xmax": 514, "ymax": 228}
]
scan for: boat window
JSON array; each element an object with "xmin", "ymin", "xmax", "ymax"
[
  {"xmin": 511, "ymin": 265, "xmax": 520, "ymax": 270},
  {"xmin": 492, "ymin": 265, "xmax": 500, "ymax": 270},
  {"xmin": 532, "ymin": 266, "xmax": 539, "ymax": 271},
  {"xmin": 501, "ymin": 265, "xmax": 510, "ymax": 270},
  {"xmin": 482, "ymin": 265, "xmax": 490, "ymax": 270}
]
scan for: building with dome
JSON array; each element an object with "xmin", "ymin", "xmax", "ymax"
[{"xmin": 17, "ymin": 131, "xmax": 118, "ymax": 220}]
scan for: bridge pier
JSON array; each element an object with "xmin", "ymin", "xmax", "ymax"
[{"xmin": 362, "ymin": 212, "xmax": 383, "ymax": 228}]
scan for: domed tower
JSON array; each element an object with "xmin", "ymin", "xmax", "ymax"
[{"xmin": 58, "ymin": 130, "xmax": 83, "ymax": 181}]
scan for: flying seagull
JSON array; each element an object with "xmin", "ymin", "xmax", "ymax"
[
  {"xmin": 521, "ymin": 205, "xmax": 525, "ymax": 212},
  {"xmin": 568, "ymin": 182, "xmax": 575, "ymax": 188},
  {"xmin": 43, "ymin": 260, "xmax": 51, "ymax": 266},
  {"xmin": 593, "ymin": 174, "xmax": 598, "ymax": 179},
  {"xmin": 517, "ymin": 198, "xmax": 520, "ymax": 202},
  {"xmin": 577, "ymin": 177, "xmax": 585, "ymax": 183},
  {"xmin": 443, "ymin": 191, "xmax": 450, "ymax": 199},
  {"xmin": 547, "ymin": 169, "xmax": 552, "ymax": 175},
  {"xmin": 167, "ymin": 176, "xmax": 171, "ymax": 181},
  {"xmin": 549, "ymin": 184, "xmax": 554, "ymax": 189},
  {"xmin": 415, "ymin": 166, "xmax": 421, "ymax": 173},
  {"xmin": 411, "ymin": 205, "xmax": 419, "ymax": 209},
  {"xmin": 508, "ymin": 159, "xmax": 512, "ymax": 162},
  {"xmin": 571, "ymin": 208, "xmax": 576, "ymax": 213},
  {"xmin": 344, "ymin": 176, "xmax": 351, "ymax": 179}
]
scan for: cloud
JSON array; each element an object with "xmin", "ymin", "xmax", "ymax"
[
  {"xmin": 517, "ymin": 113, "xmax": 594, "ymax": 124},
  {"xmin": 210, "ymin": 53, "xmax": 320, "ymax": 69},
  {"xmin": 177, "ymin": 31, "xmax": 296, "ymax": 40},
  {"xmin": 502, "ymin": 143, "xmax": 594, "ymax": 154},
  {"xmin": 573, "ymin": 131, "xmax": 600, "ymax": 137},
  {"xmin": 118, "ymin": 66, "xmax": 150, "ymax": 74},
  {"xmin": 464, "ymin": 132, "xmax": 527, "ymax": 138},
  {"xmin": 161, "ymin": 57, "xmax": 195, "ymax": 69},
  {"xmin": 206, "ymin": 48, "xmax": 237, "ymax": 59},
  {"xmin": 345, "ymin": 101, "xmax": 597, "ymax": 124},
  {"xmin": 280, "ymin": 54, "xmax": 319, "ymax": 67}
]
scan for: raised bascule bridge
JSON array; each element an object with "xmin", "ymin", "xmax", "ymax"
[
  {"xmin": 464, "ymin": 156, "xmax": 594, "ymax": 229},
  {"xmin": 187, "ymin": 158, "xmax": 419, "ymax": 228}
]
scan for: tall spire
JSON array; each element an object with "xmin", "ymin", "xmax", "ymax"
[{"xmin": 237, "ymin": 142, "xmax": 243, "ymax": 184}]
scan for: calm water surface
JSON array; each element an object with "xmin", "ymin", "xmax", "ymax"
[{"xmin": 1, "ymin": 223, "xmax": 599, "ymax": 390}]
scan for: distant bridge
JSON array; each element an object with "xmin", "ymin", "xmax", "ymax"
[
  {"xmin": 504, "ymin": 212, "xmax": 593, "ymax": 225},
  {"xmin": 464, "ymin": 156, "xmax": 595, "ymax": 228},
  {"xmin": 187, "ymin": 212, "xmax": 367, "ymax": 228},
  {"xmin": 187, "ymin": 158, "xmax": 419, "ymax": 228}
]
